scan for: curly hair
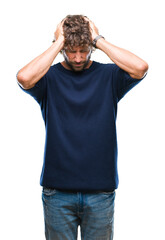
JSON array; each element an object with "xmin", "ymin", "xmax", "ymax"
[{"xmin": 63, "ymin": 15, "xmax": 93, "ymax": 50}]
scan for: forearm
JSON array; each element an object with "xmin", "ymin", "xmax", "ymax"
[
  {"xmin": 96, "ymin": 38, "xmax": 148, "ymax": 79},
  {"xmin": 17, "ymin": 37, "xmax": 64, "ymax": 89}
]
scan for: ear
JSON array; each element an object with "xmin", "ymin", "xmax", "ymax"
[
  {"xmin": 86, "ymin": 48, "xmax": 92, "ymax": 60},
  {"xmin": 62, "ymin": 50, "xmax": 69, "ymax": 62}
]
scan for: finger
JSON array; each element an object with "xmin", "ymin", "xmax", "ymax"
[
  {"xmin": 61, "ymin": 17, "xmax": 66, "ymax": 23},
  {"xmin": 84, "ymin": 16, "xmax": 89, "ymax": 22},
  {"xmin": 61, "ymin": 17, "xmax": 67, "ymax": 26}
]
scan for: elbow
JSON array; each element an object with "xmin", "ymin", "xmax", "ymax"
[
  {"xmin": 141, "ymin": 61, "xmax": 149, "ymax": 76},
  {"xmin": 132, "ymin": 61, "xmax": 149, "ymax": 79},
  {"xmin": 16, "ymin": 70, "xmax": 33, "ymax": 89},
  {"xmin": 17, "ymin": 70, "xmax": 27, "ymax": 86},
  {"xmin": 137, "ymin": 61, "xmax": 149, "ymax": 79}
]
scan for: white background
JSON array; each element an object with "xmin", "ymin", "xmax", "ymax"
[{"xmin": 0, "ymin": 0, "xmax": 165, "ymax": 239}]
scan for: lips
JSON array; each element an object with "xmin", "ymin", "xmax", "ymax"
[
  {"xmin": 70, "ymin": 61, "xmax": 86, "ymax": 71},
  {"xmin": 74, "ymin": 63, "xmax": 83, "ymax": 66}
]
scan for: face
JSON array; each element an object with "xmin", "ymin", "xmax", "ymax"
[{"xmin": 64, "ymin": 46, "xmax": 91, "ymax": 71}]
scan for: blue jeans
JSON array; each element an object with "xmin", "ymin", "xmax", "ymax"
[{"xmin": 42, "ymin": 187, "xmax": 115, "ymax": 240}]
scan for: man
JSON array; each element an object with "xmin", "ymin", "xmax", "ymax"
[{"xmin": 17, "ymin": 15, "xmax": 148, "ymax": 240}]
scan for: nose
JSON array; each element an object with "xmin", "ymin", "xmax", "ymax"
[{"xmin": 74, "ymin": 52, "xmax": 82, "ymax": 62}]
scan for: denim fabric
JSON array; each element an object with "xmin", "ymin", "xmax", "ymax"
[{"xmin": 42, "ymin": 188, "xmax": 115, "ymax": 240}]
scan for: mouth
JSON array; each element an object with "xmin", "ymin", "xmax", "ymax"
[
  {"xmin": 74, "ymin": 63, "xmax": 83, "ymax": 67},
  {"xmin": 67, "ymin": 61, "xmax": 87, "ymax": 71}
]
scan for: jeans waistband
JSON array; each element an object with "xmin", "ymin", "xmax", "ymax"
[{"xmin": 43, "ymin": 187, "xmax": 115, "ymax": 194}]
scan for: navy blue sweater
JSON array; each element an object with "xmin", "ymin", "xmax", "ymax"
[{"xmin": 18, "ymin": 61, "xmax": 145, "ymax": 191}]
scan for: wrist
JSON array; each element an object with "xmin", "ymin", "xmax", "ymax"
[
  {"xmin": 53, "ymin": 36, "xmax": 64, "ymax": 51},
  {"xmin": 92, "ymin": 35, "xmax": 105, "ymax": 48}
]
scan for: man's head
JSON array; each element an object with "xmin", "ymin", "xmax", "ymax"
[{"xmin": 62, "ymin": 15, "xmax": 93, "ymax": 72}]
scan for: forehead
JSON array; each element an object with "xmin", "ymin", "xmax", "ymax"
[{"xmin": 66, "ymin": 45, "xmax": 90, "ymax": 52}]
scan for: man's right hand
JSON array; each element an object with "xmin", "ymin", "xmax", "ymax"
[
  {"xmin": 54, "ymin": 19, "xmax": 65, "ymax": 49},
  {"xmin": 17, "ymin": 19, "xmax": 66, "ymax": 90}
]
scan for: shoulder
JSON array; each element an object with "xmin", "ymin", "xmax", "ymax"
[
  {"xmin": 94, "ymin": 61, "xmax": 116, "ymax": 70},
  {"xmin": 43, "ymin": 63, "xmax": 61, "ymax": 79},
  {"xmin": 93, "ymin": 62, "xmax": 118, "ymax": 76}
]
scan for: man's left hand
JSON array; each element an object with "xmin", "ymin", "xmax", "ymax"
[{"xmin": 85, "ymin": 18, "xmax": 99, "ymax": 41}]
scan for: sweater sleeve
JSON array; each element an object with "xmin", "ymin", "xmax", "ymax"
[
  {"xmin": 17, "ymin": 73, "xmax": 47, "ymax": 104},
  {"xmin": 112, "ymin": 64, "xmax": 146, "ymax": 102}
]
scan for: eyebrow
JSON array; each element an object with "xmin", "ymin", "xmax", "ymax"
[{"xmin": 66, "ymin": 48, "xmax": 90, "ymax": 52}]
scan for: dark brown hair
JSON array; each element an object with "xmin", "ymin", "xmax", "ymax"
[{"xmin": 63, "ymin": 15, "xmax": 93, "ymax": 50}]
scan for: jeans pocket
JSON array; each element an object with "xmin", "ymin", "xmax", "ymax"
[
  {"xmin": 42, "ymin": 187, "xmax": 57, "ymax": 196},
  {"xmin": 102, "ymin": 190, "xmax": 115, "ymax": 195}
]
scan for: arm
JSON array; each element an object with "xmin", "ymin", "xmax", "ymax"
[
  {"xmin": 88, "ymin": 20, "xmax": 149, "ymax": 79},
  {"xmin": 17, "ymin": 21, "xmax": 65, "ymax": 89}
]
